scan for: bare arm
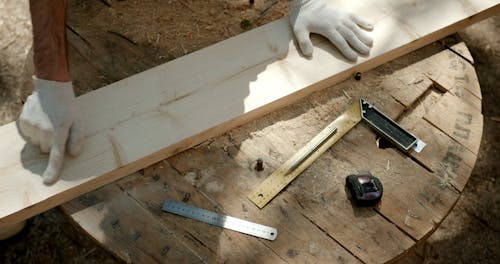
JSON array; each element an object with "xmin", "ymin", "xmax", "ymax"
[
  {"xmin": 4, "ymin": 0, "xmax": 75, "ymax": 239},
  {"xmin": 19, "ymin": 0, "xmax": 84, "ymax": 186},
  {"xmin": 29, "ymin": 0, "xmax": 70, "ymax": 82}
]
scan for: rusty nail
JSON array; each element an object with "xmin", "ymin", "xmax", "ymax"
[
  {"xmin": 354, "ymin": 72, "xmax": 362, "ymax": 81},
  {"xmin": 182, "ymin": 192, "xmax": 191, "ymax": 202}
]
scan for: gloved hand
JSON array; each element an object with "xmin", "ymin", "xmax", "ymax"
[
  {"xmin": 290, "ymin": 0, "xmax": 374, "ymax": 60},
  {"xmin": 19, "ymin": 77, "xmax": 85, "ymax": 184}
]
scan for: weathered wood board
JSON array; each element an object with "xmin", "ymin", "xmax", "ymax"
[
  {"xmin": 424, "ymin": 93, "xmax": 483, "ymax": 155},
  {"xmin": 1, "ymin": 0, "xmax": 498, "ymax": 229},
  {"xmin": 63, "ymin": 42, "xmax": 483, "ymax": 263},
  {"xmin": 62, "ymin": 183, "xmax": 202, "ymax": 263}
]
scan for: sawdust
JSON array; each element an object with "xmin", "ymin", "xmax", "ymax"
[
  {"xmin": 183, "ymin": 171, "xmax": 199, "ymax": 186},
  {"xmin": 205, "ymin": 181, "xmax": 225, "ymax": 193}
]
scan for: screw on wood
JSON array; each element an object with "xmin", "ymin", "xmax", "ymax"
[
  {"xmin": 111, "ymin": 218, "xmax": 120, "ymax": 229},
  {"xmin": 354, "ymin": 72, "xmax": 362, "ymax": 81},
  {"xmin": 255, "ymin": 158, "xmax": 264, "ymax": 171},
  {"xmin": 160, "ymin": 246, "xmax": 170, "ymax": 256},
  {"xmin": 182, "ymin": 192, "xmax": 191, "ymax": 202}
]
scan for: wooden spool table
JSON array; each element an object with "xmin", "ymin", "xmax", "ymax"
[{"xmin": 61, "ymin": 40, "xmax": 483, "ymax": 263}]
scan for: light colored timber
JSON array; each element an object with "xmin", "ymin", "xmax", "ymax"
[{"xmin": 0, "ymin": 0, "xmax": 498, "ymax": 228}]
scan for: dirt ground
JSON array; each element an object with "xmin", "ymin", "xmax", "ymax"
[{"xmin": 0, "ymin": 0, "xmax": 499, "ymax": 263}]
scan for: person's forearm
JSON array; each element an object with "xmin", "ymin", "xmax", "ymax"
[{"xmin": 29, "ymin": 0, "xmax": 70, "ymax": 82}]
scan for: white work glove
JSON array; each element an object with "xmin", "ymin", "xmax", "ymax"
[
  {"xmin": 290, "ymin": 0, "xmax": 374, "ymax": 60},
  {"xmin": 19, "ymin": 77, "xmax": 85, "ymax": 184}
]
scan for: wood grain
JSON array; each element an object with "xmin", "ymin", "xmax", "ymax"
[
  {"xmin": 447, "ymin": 42, "xmax": 475, "ymax": 64},
  {"xmin": 1, "ymin": 0, "xmax": 498, "ymax": 228},
  {"xmin": 425, "ymin": 49, "xmax": 482, "ymax": 100},
  {"xmin": 61, "ymin": 183, "xmax": 201, "ymax": 263},
  {"xmin": 116, "ymin": 164, "xmax": 301, "ymax": 263},
  {"xmin": 164, "ymin": 148, "xmax": 362, "ymax": 263},
  {"xmin": 63, "ymin": 42, "xmax": 483, "ymax": 262},
  {"xmin": 248, "ymin": 102, "xmax": 362, "ymax": 208},
  {"xmin": 231, "ymin": 115, "xmax": 417, "ymax": 263},
  {"xmin": 424, "ymin": 93, "xmax": 483, "ymax": 155},
  {"xmin": 410, "ymin": 119, "xmax": 476, "ymax": 191},
  {"xmin": 338, "ymin": 125, "xmax": 460, "ymax": 240}
]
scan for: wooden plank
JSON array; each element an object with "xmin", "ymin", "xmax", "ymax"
[
  {"xmin": 217, "ymin": 55, "xmax": 462, "ymax": 261},
  {"xmin": 383, "ymin": 71, "xmax": 433, "ymax": 108},
  {"xmin": 447, "ymin": 42, "xmax": 475, "ymax": 64},
  {"xmin": 425, "ymin": 48, "xmax": 482, "ymax": 99},
  {"xmin": 141, "ymin": 71, "xmax": 421, "ymax": 262},
  {"xmin": 452, "ymin": 87, "xmax": 482, "ymax": 112},
  {"xmin": 61, "ymin": 183, "xmax": 202, "ymax": 263},
  {"xmin": 248, "ymin": 102, "xmax": 363, "ymax": 208},
  {"xmin": 273, "ymin": 112, "xmax": 459, "ymax": 260},
  {"xmin": 114, "ymin": 164, "xmax": 288, "ymax": 263},
  {"xmin": 337, "ymin": 125, "xmax": 460, "ymax": 240},
  {"xmin": 380, "ymin": 42, "xmax": 481, "ymax": 130},
  {"xmin": 215, "ymin": 91, "xmax": 421, "ymax": 263},
  {"xmin": 1, "ymin": 0, "xmax": 498, "ymax": 228},
  {"xmin": 397, "ymin": 89, "xmax": 443, "ymax": 131},
  {"xmin": 64, "ymin": 43, "xmax": 481, "ymax": 262},
  {"xmin": 162, "ymin": 147, "xmax": 361, "ymax": 263},
  {"xmin": 409, "ymin": 119, "xmax": 476, "ymax": 192},
  {"xmin": 424, "ymin": 93, "xmax": 483, "ymax": 155},
  {"xmin": 388, "ymin": 43, "xmax": 479, "ymax": 192},
  {"xmin": 231, "ymin": 120, "xmax": 416, "ymax": 264}
]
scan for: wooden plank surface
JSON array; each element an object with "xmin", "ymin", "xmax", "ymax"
[
  {"xmin": 61, "ymin": 183, "xmax": 202, "ymax": 263},
  {"xmin": 446, "ymin": 41, "xmax": 475, "ymax": 64},
  {"xmin": 118, "ymin": 154, "xmax": 361, "ymax": 263},
  {"xmin": 248, "ymin": 102, "xmax": 363, "ymax": 208},
  {"xmin": 1, "ymin": 0, "xmax": 498, "ymax": 229},
  {"xmin": 235, "ymin": 129, "xmax": 416, "ymax": 264},
  {"xmin": 425, "ymin": 48, "xmax": 482, "ymax": 100},
  {"xmin": 338, "ymin": 126, "xmax": 460, "ymax": 239},
  {"xmin": 410, "ymin": 120, "xmax": 476, "ymax": 192},
  {"xmin": 424, "ymin": 93, "xmax": 483, "ymax": 155},
  {"xmin": 64, "ymin": 42, "xmax": 483, "ymax": 263},
  {"xmin": 116, "ymin": 165, "xmax": 295, "ymax": 264}
]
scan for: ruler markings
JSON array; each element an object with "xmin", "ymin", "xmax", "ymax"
[{"xmin": 162, "ymin": 199, "xmax": 278, "ymax": 240}]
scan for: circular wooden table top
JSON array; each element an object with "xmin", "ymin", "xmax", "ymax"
[{"xmin": 61, "ymin": 41, "xmax": 483, "ymax": 263}]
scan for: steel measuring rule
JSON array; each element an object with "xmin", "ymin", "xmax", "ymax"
[{"xmin": 162, "ymin": 199, "xmax": 278, "ymax": 240}]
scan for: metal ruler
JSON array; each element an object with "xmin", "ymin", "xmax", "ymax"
[
  {"xmin": 248, "ymin": 98, "xmax": 426, "ymax": 209},
  {"xmin": 162, "ymin": 199, "xmax": 278, "ymax": 240}
]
